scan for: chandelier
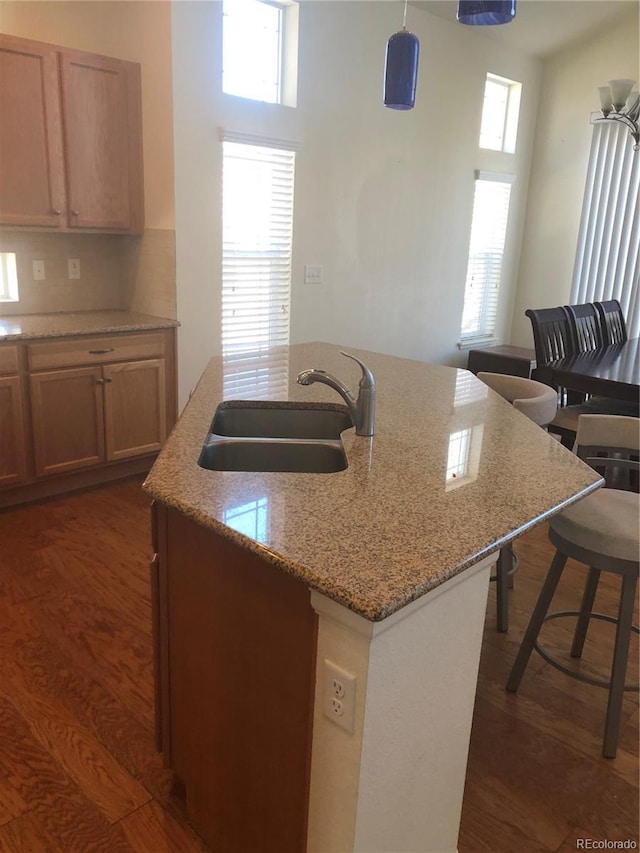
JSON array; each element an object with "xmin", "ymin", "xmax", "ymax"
[{"xmin": 596, "ymin": 79, "xmax": 640, "ymax": 151}]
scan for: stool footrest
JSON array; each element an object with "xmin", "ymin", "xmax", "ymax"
[{"xmin": 535, "ymin": 610, "xmax": 639, "ymax": 691}]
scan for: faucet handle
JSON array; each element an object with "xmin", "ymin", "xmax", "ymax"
[{"xmin": 340, "ymin": 351, "xmax": 375, "ymax": 389}]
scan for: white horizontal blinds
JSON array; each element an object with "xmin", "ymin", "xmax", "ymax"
[
  {"xmin": 571, "ymin": 121, "xmax": 640, "ymax": 337},
  {"xmin": 460, "ymin": 173, "xmax": 513, "ymax": 343},
  {"xmin": 222, "ymin": 139, "xmax": 295, "ymax": 398}
]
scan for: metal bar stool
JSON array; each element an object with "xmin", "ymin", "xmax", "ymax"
[
  {"xmin": 506, "ymin": 415, "xmax": 639, "ymax": 758},
  {"xmin": 477, "ymin": 372, "xmax": 559, "ymax": 632}
]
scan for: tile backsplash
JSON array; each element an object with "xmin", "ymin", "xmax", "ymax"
[{"xmin": 0, "ymin": 229, "xmax": 176, "ymax": 319}]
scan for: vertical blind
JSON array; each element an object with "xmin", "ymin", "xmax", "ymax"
[
  {"xmin": 570, "ymin": 120, "xmax": 640, "ymax": 338},
  {"xmin": 459, "ymin": 172, "xmax": 513, "ymax": 344},
  {"xmin": 221, "ymin": 139, "xmax": 295, "ymax": 398}
]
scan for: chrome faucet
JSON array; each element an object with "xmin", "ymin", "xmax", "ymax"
[{"xmin": 297, "ymin": 352, "xmax": 376, "ymax": 436}]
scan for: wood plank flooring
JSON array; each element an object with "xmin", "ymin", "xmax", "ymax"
[{"xmin": 0, "ymin": 477, "xmax": 637, "ymax": 852}]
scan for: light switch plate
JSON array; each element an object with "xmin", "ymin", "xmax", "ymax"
[
  {"xmin": 68, "ymin": 259, "xmax": 81, "ymax": 280},
  {"xmin": 304, "ymin": 264, "xmax": 323, "ymax": 285},
  {"xmin": 32, "ymin": 260, "xmax": 45, "ymax": 281}
]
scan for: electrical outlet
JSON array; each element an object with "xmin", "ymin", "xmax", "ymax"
[
  {"xmin": 32, "ymin": 260, "xmax": 45, "ymax": 281},
  {"xmin": 304, "ymin": 264, "xmax": 323, "ymax": 285},
  {"xmin": 323, "ymin": 659, "xmax": 356, "ymax": 733},
  {"xmin": 68, "ymin": 259, "xmax": 81, "ymax": 280}
]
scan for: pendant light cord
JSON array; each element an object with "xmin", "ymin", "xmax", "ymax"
[{"xmin": 403, "ymin": 0, "xmax": 408, "ymax": 28}]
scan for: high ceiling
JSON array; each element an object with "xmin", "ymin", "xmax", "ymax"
[{"xmin": 413, "ymin": 1, "xmax": 638, "ymax": 58}]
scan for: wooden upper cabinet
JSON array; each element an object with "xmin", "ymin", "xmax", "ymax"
[
  {"xmin": 0, "ymin": 35, "xmax": 66, "ymax": 227},
  {"xmin": 60, "ymin": 48, "xmax": 143, "ymax": 232},
  {"xmin": 0, "ymin": 34, "xmax": 144, "ymax": 234}
]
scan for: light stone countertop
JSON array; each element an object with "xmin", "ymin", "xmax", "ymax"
[
  {"xmin": 0, "ymin": 310, "xmax": 178, "ymax": 341},
  {"xmin": 143, "ymin": 342, "xmax": 602, "ymax": 621}
]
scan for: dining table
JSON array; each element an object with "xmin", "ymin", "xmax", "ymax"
[{"xmin": 545, "ymin": 336, "xmax": 640, "ymax": 406}]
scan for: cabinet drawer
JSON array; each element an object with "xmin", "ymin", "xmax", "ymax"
[
  {"xmin": 0, "ymin": 345, "xmax": 19, "ymax": 376},
  {"xmin": 28, "ymin": 333, "xmax": 166, "ymax": 370}
]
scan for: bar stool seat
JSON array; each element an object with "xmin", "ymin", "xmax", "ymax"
[
  {"xmin": 506, "ymin": 415, "xmax": 639, "ymax": 758},
  {"xmin": 552, "ymin": 489, "xmax": 638, "ymax": 562},
  {"xmin": 477, "ymin": 372, "xmax": 558, "ymax": 632}
]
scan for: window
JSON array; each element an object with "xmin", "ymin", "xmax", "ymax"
[
  {"xmin": 459, "ymin": 172, "xmax": 514, "ymax": 345},
  {"xmin": 221, "ymin": 137, "xmax": 296, "ymax": 397},
  {"xmin": 570, "ymin": 119, "xmax": 640, "ymax": 338},
  {"xmin": 222, "ymin": 0, "xmax": 298, "ymax": 107},
  {"xmin": 479, "ymin": 73, "xmax": 521, "ymax": 154},
  {"xmin": 0, "ymin": 252, "xmax": 19, "ymax": 302}
]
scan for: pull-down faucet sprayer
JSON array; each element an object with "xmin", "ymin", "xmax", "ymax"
[{"xmin": 296, "ymin": 352, "xmax": 376, "ymax": 436}]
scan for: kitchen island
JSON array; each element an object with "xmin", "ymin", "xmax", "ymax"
[{"xmin": 143, "ymin": 342, "xmax": 601, "ymax": 853}]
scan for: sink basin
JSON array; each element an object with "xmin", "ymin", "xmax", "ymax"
[
  {"xmin": 198, "ymin": 436, "xmax": 347, "ymax": 474},
  {"xmin": 211, "ymin": 402, "xmax": 353, "ymax": 440}
]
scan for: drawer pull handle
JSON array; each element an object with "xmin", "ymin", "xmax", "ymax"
[
  {"xmin": 71, "ymin": 209, "xmax": 80, "ymax": 216},
  {"xmin": 89, "ymin": 348, "xmax": 115, "ymax": 354}
]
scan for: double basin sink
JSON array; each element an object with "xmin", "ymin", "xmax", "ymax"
[{"xmin": 198, "ymin": 402, "xmax": 353, "ymax": 473}]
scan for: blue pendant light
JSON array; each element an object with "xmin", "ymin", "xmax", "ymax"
[
  {"xmin": 457, "ymin": 0, "xmax": 516, "ymax": 26},
  {"xmin": 384, "ymin": 0, "xmax": 419, "ymax": 110}
]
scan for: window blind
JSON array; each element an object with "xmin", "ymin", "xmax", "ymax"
[
  {"xmin": 222, "ymin": 140, "xmax": 295, "ymax": 398},
  {"xmin": 459, "ymin": 173, "xmax": 513, "ymax": 345},
  {"xmin": 570, "ymin": 120, "xmax": 640, "ymax": 338}
]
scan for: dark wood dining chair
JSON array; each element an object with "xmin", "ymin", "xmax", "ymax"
[
  {"xmin": 525, "ymin": 305, "xmax": 634, "ymax": 448},
  {"xmin": 525, "ymin": 307, "xmax": 575, "ymax": 383},
  {"xmin": 525, "ymin": 307, "xmax": 583, "ymax": 446},
  {"xmin": 565, "ymin": 303, "xmax": 604, "ymax": 352},
  {"xmin": 595, "ymin": 299, "xmax": 628, "ymax": 345}
]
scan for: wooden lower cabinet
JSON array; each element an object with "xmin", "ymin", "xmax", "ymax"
[
  {"xmin": 152, "ymin": 504, "xmax": 318, "ymax": 853},
  {"xmin": 0, "ymin": 375, "xmax": 28, "ymax": 486},
  {"xmin": 30, "ymin": 359, "xmax": 167, "ymax": 475},
  {"xmin": 30, "ymin": 366, "xmax": 105, "ymax": 476},
  {"xmin": 104, "ymin": 358, "xmax": 166, "ymax": 460},
  {"xmin": 0, "ymin": 328, "xmax": 177, "ymax": 507}
]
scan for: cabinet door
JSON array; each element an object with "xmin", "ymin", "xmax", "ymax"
[
  {"xmin": 103, "ymin": 359, "xmax": 166, "ymax": 461},
  {"xmin": 0, "ymin": 376, "xmax": 29, "ymax": 487},
  {"xmin": 0, "ymin": 35, "xmax": 66, "ymax": 227},
  {"xmin": 60, "ymin": 48, "xmax": 144, "ymax": 232},
  {"xmin": 30, "ymin": 367, "xmax": 105, "ymax": 477}
]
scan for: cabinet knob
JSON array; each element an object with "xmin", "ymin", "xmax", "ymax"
[
  {"xmin": 95, "ymin": 378, "xmax": 105, "ymax": 385},
  {"xmin": 52, "ymin": 209, "xmax": 62, "ymax": 216},
  {"xmin": 71, "ymin": 209, "xmax": 80, "ymax": 216}
]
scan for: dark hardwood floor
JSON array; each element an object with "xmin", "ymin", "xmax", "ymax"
[{"xmin": 0, "ymin": 478, "xmax": 637, "ymax": 852}]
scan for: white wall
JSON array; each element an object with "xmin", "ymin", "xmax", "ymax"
[
  {"xmin": 510, "ymin": 6, "xmax": 639, "ymax": 347},
  {"xmin": 172, "ymin": 1, "xmax": 542, "ymax": 408}
]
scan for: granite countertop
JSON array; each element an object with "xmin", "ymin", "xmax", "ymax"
[
  {"xmin": 143, "ymin": 342, "xmax": 602, "ymax": 622},
  {"xmin": 0, "ymin": 310, "xmax": 178, "ymax": 341}
]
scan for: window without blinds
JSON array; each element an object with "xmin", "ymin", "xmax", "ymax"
[
  {"xmin": 479, "ymin": 73, "xmax": 522, "ymax": 154},
  {"xmin": 459, "ymin": 173, "xmax": 513, "ymax": 344},
  {"xmin": 0, "ymin": 252, "xmax": 19, "ymax": 302},
  {"xmin": 222, "ymin": 140, "xmax": 295, "ymax": 398}
]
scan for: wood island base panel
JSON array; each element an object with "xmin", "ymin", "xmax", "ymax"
[{"xmin": 144, "ymin": 342, "xmax": 602, "ymax": 853}]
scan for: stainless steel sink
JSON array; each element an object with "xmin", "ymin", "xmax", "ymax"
[
  {"xmin": 198, "ymin": 435, "xmax": 347, "ymax": 473},
  {"xmin": 210, "ymin": 402, "xmax": 353, "ymax": 440}
]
